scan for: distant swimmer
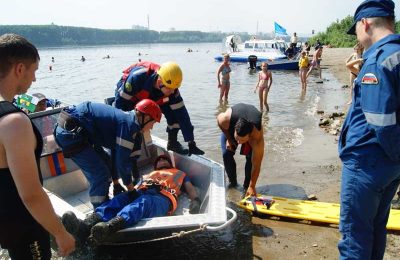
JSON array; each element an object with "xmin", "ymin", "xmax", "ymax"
[
  {"xmin": 80, "ymin": 56, "xmax": 86, "ymax": 62},
  {"xmin": 103, "ymin": 55, "xmax": 110, "ymax": 59},
  {"xmin": 51, "ymin": 56, "xmax": 55, "ymax": 62}
]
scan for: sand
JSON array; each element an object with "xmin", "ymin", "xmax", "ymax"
[{"xmin": 247, "ymin": 47, "xmax": 400, "ymax": 260}]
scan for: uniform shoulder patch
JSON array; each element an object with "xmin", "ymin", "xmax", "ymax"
[
  {"xmin": 361, "ymin": 73, "xmax": 379, "ymax": 85},
  {"xmin": 125, "ymin": 82, "xmax": 133, "ymax": 92}
]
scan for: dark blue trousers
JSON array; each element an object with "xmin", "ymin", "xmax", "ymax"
[
  {"xmin": 339, "ymin": 154, "xmax": 400, "ymax": 259},
  {"xmin": 220, "ymin": 133, "xmax": 252, "ymax": 188}
]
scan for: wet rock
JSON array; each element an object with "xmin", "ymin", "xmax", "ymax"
[
  {"xmin": 328, "ymin": 129, "xmax": 338, "ymax": 135},
  {"xmin": 331, "ymin": 112, "xmax": 345, "ymax": 118},
  {"xmin": 319, "ymin": 118, "xmax": 331, "ymax": 126},
  {"xmin": 307, "ymin": 194, "xmax": 318, "ymax": 200},
  {"xmin": 319, "ymin": 111, "xmax": 346, "ymax": 136},
  {"xmin": 317, "ymin": 110, "xmax": 324, "ymax": 114}
]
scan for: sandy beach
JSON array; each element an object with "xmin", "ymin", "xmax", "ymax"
[{"xmin": 246, "ymin": 47, "xmax": 400, "ymax": 260}]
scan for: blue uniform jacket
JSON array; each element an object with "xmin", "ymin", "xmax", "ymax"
[
  {"xmin": 339, "ymin": 34, "xmax": 400, "ymax": 162},
  {"xmin": 115, "ymin": 66, "xmax": 195, "ymax": 141},
  {"xmin": 67, "ymin": 102, "xmax": 142, "ymax": 185}
]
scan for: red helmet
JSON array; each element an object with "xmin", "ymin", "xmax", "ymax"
[{"xmin": 135, "ymin": 99, "xmax": 162, "ymax": 122}]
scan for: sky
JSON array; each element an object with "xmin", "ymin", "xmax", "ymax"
[{"xmin": 2, "ymin": 0, "xmax": 400, "ymax": 36}]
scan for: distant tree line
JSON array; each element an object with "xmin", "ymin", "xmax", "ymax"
[
  {"xmin": 0, "ymin": 25, "xmax": 253, "ymax": 47},
  {"xmin": 308, "ymin": 16, "xmax": 400, "ymax": 48}
]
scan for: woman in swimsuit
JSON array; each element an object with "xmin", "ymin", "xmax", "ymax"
[
  {"xmin": 345, "ymin": 42, "xmax": 364, "ymax": 104},
  {"xmin": 254, "ymin": 62, "xmax": 273, "ymax": 112},
  {"xmin": 298, "ymin": 51, "xmax": 310, "ymax": 91},
  {"xmin": 217, "ymin": 54, "xmax": 232, "ymax": 103}
]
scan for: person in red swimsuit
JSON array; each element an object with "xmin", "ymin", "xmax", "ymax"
[{"xmin": 254, "ymin": 62, "xmax": 273, "ymax": 112}]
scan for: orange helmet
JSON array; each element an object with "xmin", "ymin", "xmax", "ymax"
[{"xmin": 135, "ymin": 99, "xmax": 162, "ymax": 122}]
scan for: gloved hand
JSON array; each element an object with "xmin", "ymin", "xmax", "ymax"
[
  {"xmin": 127, "ymin": 189, "xmax": 140, "ymax": 201},
  {"xmin": 113, "ymin": 183, "xmax": 127, "ymax": 197},
  {"xmin": 188, "ymin": 141, "xmax": 205, "ymax": 156},
  {"xmin": 189, "ymin": 197, "xmax": 201, "ymax": 214}
]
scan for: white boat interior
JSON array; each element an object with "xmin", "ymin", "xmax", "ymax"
[{"xmin": 29, "ymin": 107, "xmax": 231, "ymax": 243}]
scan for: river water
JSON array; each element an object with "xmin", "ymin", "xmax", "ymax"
[{"xmin": 0, "ymin": 43, "xmax": 347, "ymax": 259}]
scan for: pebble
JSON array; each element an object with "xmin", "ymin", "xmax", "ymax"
[{"xmin": 307, "ymin": 194, "xmax": 318, "ymax": 200}]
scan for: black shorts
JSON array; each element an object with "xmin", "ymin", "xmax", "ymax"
[{"xmin": 0, "ymin": 221, "xmax": 51, "ymax": 260}]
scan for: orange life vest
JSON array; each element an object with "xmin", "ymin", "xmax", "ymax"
[
  {"xmin": 138, "ymin": 168, "xmax": 186, "ymax": 214},
  {"xmin": 120, "ymin": 61, "xmax": 171, "ymax": 106},
  {"xmin": 121, "ymin": 61, "xmax": 161, "ymax": 81}
]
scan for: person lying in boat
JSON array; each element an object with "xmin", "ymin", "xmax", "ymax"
[
  {"xmin": 54, "ymin": 99, "xmax": 162, "ymax": 208},
  {"xmin": 61, "ymin": 154, "xmax": 201, "ymax": 244}
]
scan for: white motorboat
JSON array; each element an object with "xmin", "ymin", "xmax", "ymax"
[{"xmin": 215, "ymin": 35, "xmax": 288, "ymax": 62}]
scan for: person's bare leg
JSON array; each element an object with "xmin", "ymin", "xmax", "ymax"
[
  {"xmin": 258, "ymin": 89, "xmax": 263, "ymax": 111},
  {"xmin": 263, "ymin": 90, "xmax": 269, "ymax": 112},
  {"xmin": 224, "ymin": 83, "xmax": 230, "ymax": 102}
]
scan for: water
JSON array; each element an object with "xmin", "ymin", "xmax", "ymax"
[{"xmin": 1, "ymin": 43, "xmax": 347, "ymax": 259}]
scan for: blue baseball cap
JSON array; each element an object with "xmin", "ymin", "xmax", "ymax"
[{"xmin": 347, "ymin": 0, "xmax": 395, "ymax": 35}]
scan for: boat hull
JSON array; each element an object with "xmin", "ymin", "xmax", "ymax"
[
  {"xmin": 30, "ymin": 108, "xmax": 228, "ymax": 244},
  {"xmin": 256, "ymin": 60, "xmax": 299, "ymax": 70}
]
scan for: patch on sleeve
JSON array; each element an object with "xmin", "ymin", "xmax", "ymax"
[
  {"xmin": 125, "ymin": 82, "xmax": 133, "ymax": 92},
  {"xmin": 361, "ymin": 73, "xmax": 379, "ymax": 85}
]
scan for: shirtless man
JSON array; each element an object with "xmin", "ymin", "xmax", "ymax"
[
  {"xmin": 0, "ymin": 33, "xmax": 75, "ymax": 259},
  {"xmin": 217, "ymin": 103, "xmax": 264, "ymax": 197}
]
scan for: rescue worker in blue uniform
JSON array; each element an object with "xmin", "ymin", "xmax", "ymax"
[
  {"xmin": 54, "ymin": 99, "xmax": 162, "ymax": 208},
  {"xmin": 339, "ymin": 1, "xmax": 400, "ymax": 259},
  {"xmin": 114, "ymin": 61, "xmax": 204, "ymax": 156},
  {"xmin": 61, "ymin": 155, "xmax": 201, "ymax": 244}
]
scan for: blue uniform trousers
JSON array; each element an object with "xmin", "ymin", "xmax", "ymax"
[
  {"xmin": 54, "ymin": 126, "xmax": 111, "ymax": 208},
  {"xmin": 95, "ymin": 189, "xmax": 170, "ymax": 227},
  {"xmin": 220, "ymin": 133, "xmax": 252, "ymax": 188},
  {"xmin": 339, "ymin": 154, "xmax": 400, "ymax": 260}
]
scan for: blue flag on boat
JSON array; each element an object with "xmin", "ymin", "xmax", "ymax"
[{"xmin": 274, "ymin": 22, "xmax": 288, "ymax": 36}]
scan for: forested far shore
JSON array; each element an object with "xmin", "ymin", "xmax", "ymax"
[
  {"xmin": 308, "ymin": 16, "xmax": 400, "ymax": 47},
  {"xmin": 0, "ymin": 25, "xmax": 242, "ymax": 47},
  {"xmin": 2, "ymin": 18, "xmax": 399, "ymax": 48}
]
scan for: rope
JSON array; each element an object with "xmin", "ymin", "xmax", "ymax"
[
  {"xmin": 93, "ymin": 207, "xmax": 237, "ymax": 246},
  {"xmin": 93, "ymin": 224, "xmax": 208, "ymax": 246}
]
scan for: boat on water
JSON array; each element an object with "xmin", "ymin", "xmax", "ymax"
[
  {"xmin": 215, "ymin": 35, "xmax": 299, "ymax": 70},
  {"xmin": 29, "ymin": 105, "xmax": 236, "ymax": 245}
]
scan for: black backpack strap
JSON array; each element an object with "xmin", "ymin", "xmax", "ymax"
[{"xmin": 0, "ymin": 101, "xmax": 20, "ymax": 118}]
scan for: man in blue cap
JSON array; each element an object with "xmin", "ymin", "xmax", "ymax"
[{"xmin": 339, "ymin": 0, "xmax": 400, "ymax": 259}]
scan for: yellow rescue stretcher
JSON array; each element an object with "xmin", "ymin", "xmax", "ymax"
[{"xmin": 238, "ymin": 195, "xmax": 400, "ymax": 231}]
